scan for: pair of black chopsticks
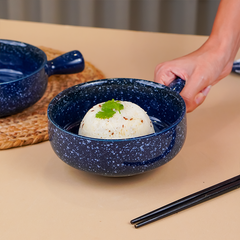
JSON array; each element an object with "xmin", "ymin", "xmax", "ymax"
[{"xmin": 130, "ymin": 174, "xmax": 240, "ymax": 228}]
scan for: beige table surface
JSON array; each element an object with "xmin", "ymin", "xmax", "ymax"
[{"xmin": 0, "ymin": 19, "xmax": 240, "ymax": 240}]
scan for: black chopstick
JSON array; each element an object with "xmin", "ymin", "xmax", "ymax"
[{"xmin": 130, "ymin": 174, "xmax": 240, "ymax": 228}]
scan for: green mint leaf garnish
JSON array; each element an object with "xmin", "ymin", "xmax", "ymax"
[
  {"xmin": 101, "ymin": 99, "xmax": 124, "ymax": 113},
  {"xmin": 96, "ymin": 109, "xmax": 115, "ymax": 119},
  {"xmin": 95, "ymin": 99, "xmax": 124, "ymax": 119}
]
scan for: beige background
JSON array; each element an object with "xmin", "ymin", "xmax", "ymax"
[{"xmin": 0, "ymin": 19, "xmax": 240, "ymax": 239}]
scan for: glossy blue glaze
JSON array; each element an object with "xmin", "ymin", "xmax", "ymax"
[
  {"xmin": 0, "ymin": 39, "xmax": 85, "ymax": 117},
  {"xmin": 45, "ymin": 50, "xmax": 84, "ymax": 76},
  {"xmin": 168, "ymin": 77, "xmax": 185, "ymax": 93},
  {"xmin": 48, "ymin": 78, "xmax": 187, "ymax": 177},
  {"xmin": 232, "ymin": 59, "xmax": 240, "ymax": 74}
]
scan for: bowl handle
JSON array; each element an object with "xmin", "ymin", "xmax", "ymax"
[
  {"xmin": 167, "ymin": 77, "xmax": 185, "ymax": 94},
  {"xmin": 45, "ymin": 50, "xmax": 85, "ymax": 76},
  {"xmin": 232, "ymin": 59, "xmax": 240, "ymax": 74}
]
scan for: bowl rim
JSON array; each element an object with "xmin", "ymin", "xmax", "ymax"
[
  {"xmin": 0, "ymin": 39, "xmax": 47, "ymax": 85},
  {"xmin": 47, "ymin": 78, "xmax": 186, "ymax": 142}
]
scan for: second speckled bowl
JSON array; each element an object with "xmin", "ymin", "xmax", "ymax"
[
  {"xmin": 0, "ymin": 39, "xmax": 84, "ymax": 117},
  {"xmin": 47, "ymin": 78, "xmax": 186, "ymax": 177}
]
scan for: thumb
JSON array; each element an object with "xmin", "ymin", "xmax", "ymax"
[{"xmin": 180, "ymin": 76, "xmax": 212, "ymax": 112}]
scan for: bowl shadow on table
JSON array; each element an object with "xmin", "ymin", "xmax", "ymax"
[
  {"xmin": 43, "ymin": 154, "xmax": 180, "ymax": 211},
  {"xmin": 45, "ymin": 153, "xmax": 166, "ymax": 187},
  {"xmin": 43, "ymin": 79, "xmax": 240, "ymax": 210}
]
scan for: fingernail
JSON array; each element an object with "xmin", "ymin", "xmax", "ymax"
[
  {"xmin": 201, "ymin": 85, "xmax": 212, "ymax": 97},
  {"xmin": 195, "ymin": 85, "xmax": 212, "ymax": 105},
  {"xmin": 195, "ymin": 96, "xmax": 202, "ymax": 105}
]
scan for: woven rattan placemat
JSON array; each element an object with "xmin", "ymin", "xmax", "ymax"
[{"xmin": 0, "ymin": 46, "xmax": 105, "ymax": 150}]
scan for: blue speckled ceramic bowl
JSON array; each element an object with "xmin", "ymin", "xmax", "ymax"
[
  {"xmin": 47, "ymin": 78, "xmax": 187, "ymax": 177},
  {"xmin": 0, "ymin": 39, "xmax": 85, "ymax": 117}
]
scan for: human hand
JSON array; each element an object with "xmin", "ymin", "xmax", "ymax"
[{"xmin": 154, "ymin": 42, "xmax": 233, "ymax": 112}]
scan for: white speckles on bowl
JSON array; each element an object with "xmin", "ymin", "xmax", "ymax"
[
  {"xmin": 47, "ymin": 78, "xmax": 186, "ymax": 177},
  {"xmin": 0, "ymin": 39, "xmax": 84, "ymax": 117}
]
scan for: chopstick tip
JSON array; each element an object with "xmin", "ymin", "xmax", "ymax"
[{"xmin": 130, "ymin": 219, "xmax": 136, "ymax": 225}]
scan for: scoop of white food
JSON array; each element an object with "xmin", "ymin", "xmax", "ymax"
[{"xmin": 78, "ymin": 101, "xmax": 155, "ymax": 139}]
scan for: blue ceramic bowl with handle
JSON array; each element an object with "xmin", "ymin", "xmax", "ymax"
[
  {"xmin": 47, "ymin": 78, "xmax": 186, "ymax": 177},
  {"xmin": 0, "ymin": 39, "xmax": 85, "ymax": 117}
]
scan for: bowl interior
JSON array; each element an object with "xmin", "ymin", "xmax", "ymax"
[
  {"xmin": 48, "ymin": 78, "xmax": 185, "ymax": 137},
  {"xmin": 0, "ymin": 39, "xmax": 46, "ymax": 83}
]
